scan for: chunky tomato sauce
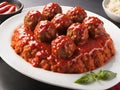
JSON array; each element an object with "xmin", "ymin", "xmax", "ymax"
[{"xmin": 12, "ymin": 24, "xmax": 111, "ymax": 67}]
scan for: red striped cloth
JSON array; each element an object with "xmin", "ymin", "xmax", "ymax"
[{"xmin": 108, "ymin": 82, "xmax": 120, "ymax": 90}]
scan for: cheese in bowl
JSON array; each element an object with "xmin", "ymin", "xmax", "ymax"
[{"xmin": 106, "ymin": 0, "xmax": 120, "ymax": 16}]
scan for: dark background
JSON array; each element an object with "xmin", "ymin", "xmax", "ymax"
[{"xmin": 0, "ymin": 0, "xmax": 120, "ymax": 90}]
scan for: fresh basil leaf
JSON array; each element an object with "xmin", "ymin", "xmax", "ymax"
[
  {"xmin": 97, "ymin": 70, "xmax": 117, "ymax": 81},
  {"xmin": 75, "ymin": 73, "xmax": 96, "ymax": 85},
  {"xmin": 74, "ymin": 70, "xmax": 117, "ymax": 85}
]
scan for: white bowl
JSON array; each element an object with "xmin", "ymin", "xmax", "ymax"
[{"xmin": 102, "ymin": 0, "xmax": 120, "ymax": 23}]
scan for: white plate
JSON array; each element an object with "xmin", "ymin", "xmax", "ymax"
[{"xmin": 0, "ymin": 6, "xmax": 120, "ymax": 90}]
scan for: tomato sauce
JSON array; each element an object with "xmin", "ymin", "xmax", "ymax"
[{"xmin": 11, "ymin": 24, "xmax": 112, "ymax": 73}]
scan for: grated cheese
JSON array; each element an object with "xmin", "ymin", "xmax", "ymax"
[{"xmin": 107, "ymin": 0, "xmax": 120, "ymax": 15}]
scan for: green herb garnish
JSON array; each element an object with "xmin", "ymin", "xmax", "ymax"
[
  {"xmin": 75, "ymin": 72, "xmax": 96, "ymax": 85},
  {"xmin": 75, "ymin": 70, "xmax": 117, "ymax": 85},
  {"xmin": 97, "ymin": 70, "xmax": 117, "ymax": 81}
]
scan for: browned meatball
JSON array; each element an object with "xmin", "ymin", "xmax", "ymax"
[
  {"xmin": 34, "ymin": 20, "xmax": 57, "ymax": 42},
  {"xmin": 51, "ymin": 13, "xmax": 72, "ymax": 35},
  {"xmin": 24, "ymin": 10, "xmax": 44, "ymax": 31},
  {"xmin": 51, "ymin": 35, "xmax": 76, "ymax": 59},
  {"xmin": 42, "ymin": 2, "xmax": 62, "ymax": 20},
  {"xmin": 66, "ymin": 6, "xmax": 87, "ymax": 23},
  {"xmin": 83, "ymin": 16, "xmax": 106, "ymax": 38},
  {"xmin": 67, "ymin": 23, "xmax": 89, "ymax": 45}
]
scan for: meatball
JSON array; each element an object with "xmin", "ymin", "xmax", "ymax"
[
  {"xmin": 67, "ymin": 23, "xmax": 89, "ymax": 45},
  {"xmin": 24, "ymin": 10, "xmax": 44, "ymax": 31},
  {"xmin": 66, "ymin": 6, "xmax": 87, "ymax": 23},
  {"xmin": 42, "ymin": 2, "xmax": 62, "ymax": 20},
  {"xmin": 51, "ymin": 35, "xmax": 76, "ymax": 59},
  {"xmin": 34, "ymin": 20, "xmax": 57, "ymax": 42},
  {"xmin": 83, "ymin": 16, "xmax": 106, "ymax": 38},
  {"xmin": 51, "ymin": 13, "xmax": 72, "ymax": 35}
]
